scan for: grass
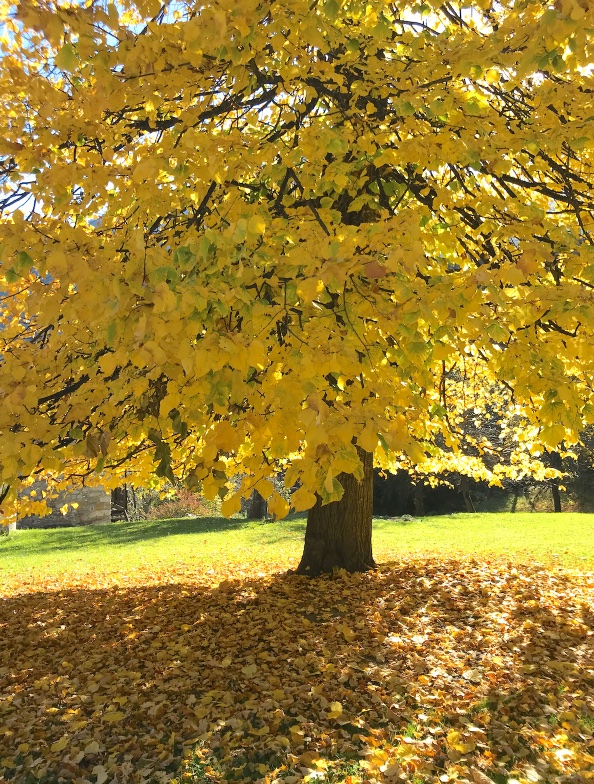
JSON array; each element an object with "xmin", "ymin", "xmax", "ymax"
[{"xmin": 0, "ymin": 512, "xmax": 592, "ymax": 586}]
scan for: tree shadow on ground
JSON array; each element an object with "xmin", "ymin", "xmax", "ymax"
[
  {"xmin": 7, "ymin": 516, "xmax": 254, "ymax": 554},
  {"xmin": 0, "ymin": 560, "xmax": 592, "ymax": 783}
]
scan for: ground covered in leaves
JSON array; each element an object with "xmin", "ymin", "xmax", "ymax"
[{"xmin": 1, "ymin": 558, "xmax": 593, "ymax": 784}]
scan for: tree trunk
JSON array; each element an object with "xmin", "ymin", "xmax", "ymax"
[
  {"xmin": 414, "ymin": 480, "xmax": 425, "ymax": 517},
  {"xmin": 296, "ymin": 447, "xmax": 375, "ymax": 576},
  {"xmin": 460, "ymin": 476, "xmax": 476, "ymax": 513},
  {"xmin": 551, "ymin": 483, "xmax": 562, "ymax": 513},
  {"xmin": 245, "ymin": 489, "xmax": 267, "ymax": 519},
  {"xmin": 550, "ymin": 451, "xmax": 562, "ymax": 513},
  {"xmin": 511, "ymin": 490, "xmax": 519, "ymax": 513}
]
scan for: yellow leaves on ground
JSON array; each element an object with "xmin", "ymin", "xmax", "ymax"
[
  {"xmin": 327, "ymin": 701, "xmax": 343, "ymax": 719},
  {"xmin": 336, "ymin": 622, "xmax": 357, "ymax": 642},
  {"xmin": 50, "ymin": 736, "xmax": 69, "ymax": 753},
  {"xmin": 447, "ymin": 730, "xmax": 477, "ymax": 754},
  {"xmin": 0, "ymin": 558, "xmax": 593, "ymax": 784},
  {"xmin": 102, "ymin": 711, "xmax": 125, "ymax": 723}
]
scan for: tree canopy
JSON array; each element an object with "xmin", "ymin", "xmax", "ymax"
[{"xmin": 1, "ymin": 0, "xmax": 594, "ymax": 520}]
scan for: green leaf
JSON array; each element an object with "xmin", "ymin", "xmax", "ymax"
[
  {"xmin": 324, "ymin": 0, "xmax": 340, "ymax": 21},
  {"xmin": 55, "ymin": 43, "xmax": 77, "ymax": 72},
  {"xmin": 16, "ymin": 251, "xmax": 33, "ymax": 272},
  {"xmin": 106, "ymin": 320, "xmax": 116, "ymax": 346},
  {"xmin": 4, "ymin": 268, "xmax": 19, "ymax": 284},
  {"xmin": 378, "ymin": 432, "xmax": 390, "ymax": 453},
  {"xmin": 174, "ymin": 246, "xmax": 194, "ymax": 268},
  {"xmin": 487, "ymin": 323, "xmax": 510, "ymax": 343},
  {"xmin": 155, "ymin": 458, "xmax": 174, "ymax": 481},
  {"xmin": 327, "ymin": 136, "xmax": 347, "ymax": 155}
]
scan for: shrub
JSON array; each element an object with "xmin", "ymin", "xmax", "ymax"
[{"xmin": 147, "ymin": 488, "xmax": 210, "ymax": 520}]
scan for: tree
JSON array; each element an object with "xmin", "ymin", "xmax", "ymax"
[{"xmin": 1, "ymin": 0, "xmax": 594, "ymax": 572}]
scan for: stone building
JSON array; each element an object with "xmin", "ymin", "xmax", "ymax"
[{"xmin": 16, "ymin": 482, "xmax": 111, "ymax": 529}]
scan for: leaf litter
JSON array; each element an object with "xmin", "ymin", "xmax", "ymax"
[{"xmin": 0, "ymin": 557, "xmax": 593, "ymax": 784}]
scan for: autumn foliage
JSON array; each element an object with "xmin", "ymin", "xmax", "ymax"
[
  {"xmin": 1, "ymin": 0, "xmax": 594, "ymax": 524},
  {"xmin": 1, "ymin": 557, "xmax": 593, "ymax": 783}
]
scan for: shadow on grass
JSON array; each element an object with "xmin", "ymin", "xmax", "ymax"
[
  {"xmin": 1, "ymin": 514, "xmax": 449, "ymax": 562},
  {"xmin": 0, "ymin": 561, "xmax": 591, "ymax": 783},
  {"xmin": 3, "ymin": 516, "xmax": 311, "ymax": 559},
  {"xmin": 8, "ymin": 517, "xmax": 251, "ymax": 554}
]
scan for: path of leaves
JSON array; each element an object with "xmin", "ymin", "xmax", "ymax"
[{"xmin": 1, "ymin": 559, "xmax": 593, "ymax": 784}]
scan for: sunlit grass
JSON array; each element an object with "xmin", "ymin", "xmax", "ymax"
[{"xmin": 0, "ymin": 512, "xmax": 592, "ymax": 591}]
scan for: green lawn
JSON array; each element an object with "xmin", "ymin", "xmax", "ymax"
[{"xmin": 1, "ymin": 512, "xmax": 592, "ymax": 582}]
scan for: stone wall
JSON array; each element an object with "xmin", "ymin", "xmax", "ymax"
[{"xmin": 17, "ymin": 483, "xmax": 111, "ymax": 529}]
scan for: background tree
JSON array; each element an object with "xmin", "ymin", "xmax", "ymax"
[{"xmin": 1, "ymin": 0, "xmax": 594, "ymax": 572}]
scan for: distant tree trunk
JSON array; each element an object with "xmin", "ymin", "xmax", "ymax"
[
  {"xmin": 551, "ymin": 484, "xmax": 562, "ymax": 513},
  {"xmin": 245, "ymin": 490, "xmax": 267, "ymax": 519},
  {"xmin": 460, "ymin": 476, "xmax": 476, "ymax": 513},
  {"xmin": 296, "ymin": 448, "xmax": 375, "ymax": 576},
  {"xmin": 111, "ymin": 486, "xmax": 129, "ymax": 521},
  {"xmin": 549, "ymin": 451, "xmax": 563, "ymax": 513},
  {"xmin": 414, "ymin": 480, "xmax": 425, "ymax": 517},
  {"xmin": 511, "ymin": 490, "xmax": 519, "ymax": 513}
]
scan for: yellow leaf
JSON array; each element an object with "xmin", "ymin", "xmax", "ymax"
[
  {"xmin": 337, "ymin": 623, "xmax": 356, "ymax": 642},
  {"xmin": 268, "ymin": 492, "xmax": 290, "ymax": 520},
  {"xmin": 290, "ymin": 485, "xmax": 317, "ymax": 512},
  {"xmin": 221, "ymin": 493, "xmax": 242, "ymax": 518},
  {"xmin": 357, "ymin": 425, "xmax": 378, "ymax": 454},
  {"xmin": 255, "ymin": 478, "xmax": 274, "ymax": 499},
  {"xmin": 405, "ymin": 440, "xmax": 426, "ymax": 465},
  {"xmin": 540, "ymin": 425, "xmax": 566, "ymax": 449},
  {"xmin": 93, "ymin": 765, "xmax": 108, "ymax": 784},
  {"xmin": 47, "ymin": 250, "xmax": 68, "ymax": 276},
  {"xmin": 327, "ymin": 701, "xmax": 343, "ymax": 719},
  {"xmin": 247, "ymin": 215, "xmax": 266, "ymax": 235},
  {"xmin": 447, "ymin": 730, "xmax": 461, "ymax": 747},
  {"xmin": 447, "ymin": 731, "xmax": 475, "ymax": 753},
  {"xmin": 241, "ymin": 663, "xmax": 258, "ymax": 677},
  {"xmin": 103, "ymin": 711, "xmax": 125, "ymax": 723},
  {"xmin": 51, "ymin": 735, "xmax": 69, "ymax": 752},
  {"xmin": 55, "ymin": 43, "xmax": 77, "ymax": 71}
]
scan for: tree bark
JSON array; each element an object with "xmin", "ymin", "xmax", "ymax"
[
  {"xmin": 460, "ymin": 476, "xmax": 476, "ymax": 513},
  {"xmin": 511, "ymin": 490, "xmax": 519, "ymax": 513},
  {"xmin": 550, "ymin": 451, "xmax": 562, "ymax": 513},
  {"xmin": 414, "ymin": 480, "xmax": 425, "ymax": 517},
  {"xmin": 551, "ymin": 483, "xmax": 562, "ymax": 513},
  {"xmin": 296, "ymin": 448, "xmax": 375, "ymax": 576},
  {"xmin": 245, "ymin": 489, "xmax": 267, "ymax": 519}
]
